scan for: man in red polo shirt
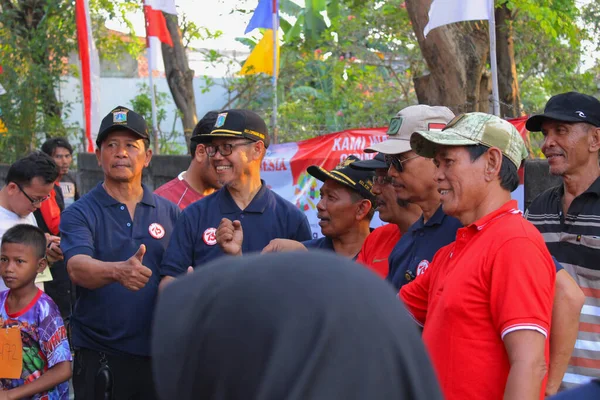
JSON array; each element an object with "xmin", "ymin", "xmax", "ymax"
[
  {"xmin": 401, "ymin": 112, "xmax": 556, "ymax": 400},
  {"xmin": 155, "ymin": 111, "xmax": 222, "ymax": 209}
]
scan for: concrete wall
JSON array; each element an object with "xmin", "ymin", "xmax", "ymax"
[{"xmin": 523, "ymin": 159, "xmax": 562, "ymax": 210}]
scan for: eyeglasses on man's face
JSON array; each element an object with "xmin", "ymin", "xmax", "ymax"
[
  {"xmin": 384, "ymin": 154, "xmax": 420, "ymax": 173},
  {"xmin": 14, "ymin": 183, "xmax": 50, "ymax": 206},
  {"xmin": 205, "ymin": 141, "xmax": 254, "ymax": 157}
]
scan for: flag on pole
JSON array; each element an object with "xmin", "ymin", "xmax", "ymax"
[
  {"xmin": 143, "ymin": 0, "xmax": 176, "ymax": 47},
  {"xmin": 423, "ymin": 0, "xmax": 492, "ymax": 37},
  {"xmin": 240, "ymin": 0, "xmax": 279, "ymax": 77},
  {"xmin": 75, "ymin": 0, "xmax": 101, "ymax": 152}
]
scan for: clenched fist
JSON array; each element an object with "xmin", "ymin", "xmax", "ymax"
[
  {"xmin": 115, "ymin": 244, "xmax": 152, "ymax": 291},
  {"xmin": 216, "ymin": 218, "xmax": 244, "ymax": 256},
  {"xmin": 261, "ymin": 239, "xmax": 308, "ymax": 254}
]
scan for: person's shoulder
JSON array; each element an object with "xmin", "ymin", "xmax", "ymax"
[
  {"xmin": 527, "ymin": 184, "xmax": 562, "ymax": 212},
  {"xmin": 373, "ymin": 224, "xmax": 400, "ymax": 235},
  {"xmin": 38, "ymin": 292, "xmax": 62, "ymax": 316},
  {"xmin": 267, "ymin": 188, "xmax": 304, "ymax": 214},
  {"xmin": 152, "ymin": 192, "xmax": 181, "ymax": 212},
  {"xmin": 154, "ymin": 177, "xmax": 181, "ymax": 194}
]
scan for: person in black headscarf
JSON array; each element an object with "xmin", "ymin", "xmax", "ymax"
[{"xmin": 151, "ymin": 251, "xmax": 443, "ymax": 400}]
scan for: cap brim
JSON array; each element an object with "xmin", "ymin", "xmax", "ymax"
[
  {"xmin": 351, "ymin": 158, "xmax": 388, "ymax": 170},
  {"xmin": 96, "ymin": 125, "xmax": 147, "ymax": 145},
  {"xmin": 410, "ymin": 129, "xmax": 479, "ymax": 159},
  {"xmin": 365, "ymin": 138, "xmax": 412, "ymax": 154},
  {"xmin": 525, "ymin": 112, "xmax": 585, "ymax": 132},
  {"xmin": 307, "ymin": 165, "xmax": 356, "ymax": 190}
]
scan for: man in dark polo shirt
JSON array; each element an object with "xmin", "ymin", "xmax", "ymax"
[
  {"xmin": 365, "ymin": 105, "xmax": 462, "ymax": 289},
  {"xmin": 525, "ymin": 91, "xmax": 600, "ymax": 390},
  {"xmin": 60, "ymin": 106, "xmax": 180, "ymax": 399},
  {"xmin": 160, "ymin": 109, "xmax": 311, "ymax": 286}
]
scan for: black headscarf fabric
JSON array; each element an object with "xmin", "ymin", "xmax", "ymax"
[{"xmin": 152, "ymin": 250, "xmax": 443, "ymax": 400}]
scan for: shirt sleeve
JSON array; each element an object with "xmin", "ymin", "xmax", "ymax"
[
  {"xmin": 552, "ymin": 256, "xmax": 564, "ymax": 272},
  {"xmin": 490, "ymin": 238, "xmax": 555, "ymax": 339},
  {"xmin": 59, "ymin": 206, "xmax": 95, "ymax": 264},
  {"xmin": 160, "ymin": 210, "xmax": 195, "ymax": 278},
  {"xmin": 292, "ymin": 214, "xmax": 313, "ymax": 242},
  {"xmin": 38, "ymin": 299, "xmax": 72, "ymax": 368},
  {"xmin": 399, "ymin": 251, "xmax": 438, "ymax": 326}
]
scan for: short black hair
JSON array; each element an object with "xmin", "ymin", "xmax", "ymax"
[
  {"xmin": 467, "ymin": 144, "xmax": 520, "ymax": 192},
  {"xmin": 5, "ymin": 151, "xmax": 59, "ymax": 186},
  {"xmin": 1, "ymin": 224, "xmax": 47, "ymax": 259},
  {"xmin": 349, "ymin": 190, "xmax": 376, "ymax": 221},
  {"xmin": 190, "ymin": 111, "xmax": 219, "ymax": 156},
  {"xmin": 41, "ymin": 137, "xmax": 73, "ymax": 157}
]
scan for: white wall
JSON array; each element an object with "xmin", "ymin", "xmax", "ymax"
[{"xmin": 58, "ymin": 76, "xmax": 231, "ymax": 151}]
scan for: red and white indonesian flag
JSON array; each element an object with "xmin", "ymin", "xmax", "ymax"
[
  {"xmin": 75, "ymin": 0, "xmax": 101, "ymax": 152},
  {"xmin": 144, "ymin": 0, "xmax": 176, "ymax": 73},
  {"xmin": 423, "ymin": 0, "xmax": 492, "ymax": 37}
]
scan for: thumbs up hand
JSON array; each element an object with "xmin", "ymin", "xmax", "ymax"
[
  {"xmin": 216, "ymin": 218, "xmax": 244, "ymax": 256},
  {"xmin": 116, "ymin": 244, "xmax": 153, "ymax": 291}
]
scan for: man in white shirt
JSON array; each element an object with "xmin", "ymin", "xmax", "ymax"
[{"xmin": 0, "ymin": 151, "xmax": 62, "ymax": 290}]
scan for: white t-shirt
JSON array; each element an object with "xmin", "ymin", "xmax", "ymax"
[{"xmin": 0, "ymin": 206, "xmax": 39, "ymax": 291}]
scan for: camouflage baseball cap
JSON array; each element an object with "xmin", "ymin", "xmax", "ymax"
[{"xmin": 410, "ymin": 112, "xmax": 529, "ymax": 169}]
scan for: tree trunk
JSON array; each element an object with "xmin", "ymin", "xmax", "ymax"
[
  {"xmin": 405, "ymin": 0, "xmax": 490, "ymax": 114},
  {"xmin": 495, "ymin": 3, "xmax": 521, "ymax": 118},
  {"xmin": 161, "ymin": 13, "xmax": 197, "ymax": 146}
]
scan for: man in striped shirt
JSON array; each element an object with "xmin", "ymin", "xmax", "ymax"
[{"xmin": 525, "ymin": 91, "xmax": 600, "ymax": 389}]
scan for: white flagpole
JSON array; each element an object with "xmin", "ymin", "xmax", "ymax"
[
  {"xmin": 148, "ymin": 37, "xmax": 159, "ymax": 153},
  {"xmin": 271, "ymin": 0, "xmax": 278, "ymax": 144},
  {"xmin": 488, "ymin": 0, "xmax": 500, "ymax": 116}
]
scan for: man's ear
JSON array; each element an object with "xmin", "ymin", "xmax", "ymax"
[
  {"xmin": 37, "ymin": 257, "xmax": 48, "ymax": 274},
  {"xmin": 144, "ymin": 147, "xmax": 153, "ymax": 167},
  {"xmin": 194, "ymin": 144, "xmax": 207, "ymax": 163},
  {"xmin": 484, "ymin": 147, "xmax": 503, "ymax": 182},
  {"xmin": 356, "ymin": 199, "xmax": 372, "ymax": 220},
  {"xmin": 95, "ymin": 147, "xmax": 102, "ymax": 167},
  {"xmin": 589, "ymin": 126, "xmax": 600, "ymax": 153}
]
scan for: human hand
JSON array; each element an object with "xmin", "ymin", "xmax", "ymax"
[
  {"xmin": 261, "ymin": 239, "xmax": 308, "ymax": 254},
  {"xmin": 115, "ymin": 245, "xmax": 152, "ymax": 291},
  {"xmin": 216, "ymin": 218, "xmax": 243, "ymax": 256},
  {"xmin": 45, "ymin": 235, "xmax": 63, "ymax": 263}
]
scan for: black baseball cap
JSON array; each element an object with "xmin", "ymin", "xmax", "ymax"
[
  {"xmin": 350, "ymin": 153, "xmax": 388, "ymax": 170},
  {"xmin": 96, "ymin": 106, "xmax": 149, "ymax": 147},
  {"xmin": 526, "ymin": 92, "xmax": 600, "ymax": 132},
  {"xmin": 196, "ymin": 109, "xmax": 270, "ymax": 148},
  {"xmin": 307, "ymin": 155, "xmax": 376, "ymax": 202}
]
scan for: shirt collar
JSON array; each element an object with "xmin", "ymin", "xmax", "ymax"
[
  {"xmin": 468, "ymin": 200, "xmax": 520, "ymax": 231},
  {"xmin": 556, "ymin": 176, "xmax": 600, "ymax": 198},
  {"xmin": 97, "ymin": 182, "xmax": 156, "ymax": 208},
  {"xmin": 412, "ymin": 205, "xmax": 447, "ymax": 231},
  {"xmin": 219, "ymin": 180, "xmax": 269, "ymax": 214}
]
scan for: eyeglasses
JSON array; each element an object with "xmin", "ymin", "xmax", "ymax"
[
  {"xmin": 205, "ymin": 141, "xmax": 254, "ymax": 157},
  {"xmin": 15, "ymin": 183, "xmax": 50, "ymax": 206},
  {"xmin": 374, "ymin": 175, "xmax": 393, "ymax": 185},
  {"xmin": 384, "ymin": 154, "xmax": 420, "ymax": 172}
]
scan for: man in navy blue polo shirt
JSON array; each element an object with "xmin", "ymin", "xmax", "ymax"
[
  {"xmin": 59, "ymin": 106, "xmax": 180, "ymax": 400},
  {"xmin": 160, "ymin": 109, "xmax": 311, "ymax": 286},
  {"xmin": 365, "ymin": 105, "xmax": 461, "ymax": 290},
  {"xmin": 261, "ymin": 155, "xmax": 376, "ymax": 261}
]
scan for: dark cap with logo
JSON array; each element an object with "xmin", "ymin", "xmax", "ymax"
[
  {"xmin": 196, "ymin": 109, "xmax": 270, "ymax": 148},
  {"xmin": 526, "ymin": 92, "xmax": 600, "ymax": 132},
  {"xmin": 350, "ymin": 153, "xmax": 388, "ymax": 170},
  {"xmin": 307, "ymin": 156, "xmax": 376, "ymax": 202},
  {"xmin": 96, "ymin": 106, "xmax": 149, "ymax": 147}
]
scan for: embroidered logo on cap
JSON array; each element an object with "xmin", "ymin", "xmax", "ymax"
[
  {"xmin": 113, "ymin": 110, "xmax": 128, "ymax": 124},
  {"xmin": 148, "ymin": 223, "xmax": 165, "ymax": 239},
  {"xmin": 215, "ymin": 113, "xmax": 227, "ymax": 128},
  {"xmin": 203, "ymin": 228, "xmax": 217, "ymax": 246},
  {"xmin": 576, "ymin": 111, "xmax": 586, "ymax": 118}
]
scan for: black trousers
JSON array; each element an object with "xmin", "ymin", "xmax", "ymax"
[{"xmin": 73, "ymin": 348, "xmax": 157, "ymax": 400}]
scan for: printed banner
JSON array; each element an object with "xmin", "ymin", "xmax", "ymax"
[{"xmin": 261, "ymin": 120, "xmax": 528, "ymax": 238}]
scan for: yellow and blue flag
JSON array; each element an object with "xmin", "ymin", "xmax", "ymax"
[{"xmin": 240, "ymin": 0, "xmax": 279, "ymax": 77}]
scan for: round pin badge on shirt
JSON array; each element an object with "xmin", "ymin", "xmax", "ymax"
[
  {"xmin": 203, "ymin": 228, "xmax": 217, "ymax": 246},
  {"xmin": 149, "ymin": 223, "xmax": 165, "ymax": 239}
]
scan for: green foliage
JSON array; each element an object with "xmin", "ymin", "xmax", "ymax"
[{"xmin": 129, "ymin": 83, "xmax": 185, "ymax": 155}]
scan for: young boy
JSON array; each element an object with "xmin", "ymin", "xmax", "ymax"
[{"xmin": 0, "ymin": 224, "xmax": 72, "ymax": 399}]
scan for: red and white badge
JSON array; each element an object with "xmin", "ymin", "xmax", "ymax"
[
  {"xmin": 416, "ymin": 260, "xmax": 430, "ymax": 276},
  {"xmin": 148, "ymin": 223, "xmax": 165, "ymax": 239},
  {"xmin": 203, "ymin": 228, "xmax": 217, "ymax": 246}
]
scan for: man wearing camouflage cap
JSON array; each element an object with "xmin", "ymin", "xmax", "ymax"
[{"xmin": 400, "ymin": 112, "xmax": 556, "ymax": 400}]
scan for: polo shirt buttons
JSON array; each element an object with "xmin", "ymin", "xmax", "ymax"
[
  {"xmin": 240, "ymin": 214, "xmax": 245, "ymax": 219},
  {"xmin": 120, "ymin": 206, "xmax": 125, "ymax": 210},
  {"xmin": 127, "ymin": 223, "xmax": 131, "ymax": 227}
]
